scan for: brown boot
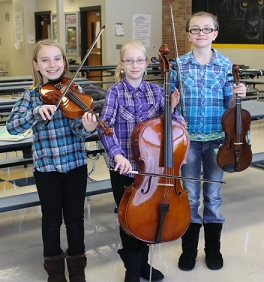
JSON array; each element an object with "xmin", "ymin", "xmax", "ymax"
[
  {"xmin": 66, "ymin": 252, "xmax": 87, "ymax": 282},
  {"xmin": 44, "ymin": 252, "xmax": 67, "ymax": 282}
]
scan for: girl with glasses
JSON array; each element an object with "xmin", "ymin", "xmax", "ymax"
[
  {"xmin": 171, "ymin": 11, "xmax": 246, "ymax": 272},
  {"xmin": 99, "ymin": 39, "xmax": 185, "ymax": 282}
]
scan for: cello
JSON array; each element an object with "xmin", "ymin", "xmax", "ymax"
[
  {"xmin": 118, "ymin": 45, "xmax": 191, "ymax": 243},
  {"xmin": 217, "ymin": 64, "xmax": 252, "ymax": 172}
]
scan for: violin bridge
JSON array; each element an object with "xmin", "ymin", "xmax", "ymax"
[{"xmin": 234, "ymin": 142, "xmax": 244, "ymax": 145}]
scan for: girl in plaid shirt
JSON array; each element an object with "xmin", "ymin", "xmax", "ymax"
[
  {"xmin": 170, "ymin": 12, "xmax": 246, "ymax": 272},
  {"xmin": 6, "ymin": 40, "xmax": 97, "ymax": 282},
  {"xmin": 100, "ymin": 39, "xmax": 184, "ymax": 282}
]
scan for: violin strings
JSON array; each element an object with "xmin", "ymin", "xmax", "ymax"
[
  {"xmin": 67, "ymin": 91, "xmax": 94, "ymax": 114},
  {"xmin": 66, "ymin": 91, "xmax": 112, "ymax": 135}
]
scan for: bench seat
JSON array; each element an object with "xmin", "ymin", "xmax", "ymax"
[{"xmin": 0, "ymin": 179, "xmax": 112, "ymax": 213}]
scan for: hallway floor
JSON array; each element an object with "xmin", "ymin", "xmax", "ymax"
[{"xmin": 0, "ymin": 120, "xmax": 264, "ymax": 282}]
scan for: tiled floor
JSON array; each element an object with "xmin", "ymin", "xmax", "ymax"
[{"xmin": 0, "ymin": 120, "xmax": 264, "ymax": 282}]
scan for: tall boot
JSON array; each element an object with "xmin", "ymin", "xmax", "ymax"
[
  {"xmin": 118, "ymin": 248, "xmax": 142, "ymax": 282},
  {"xmin": 141, "ymin": 245, "xmax": 164, "ymax": 281},
  {"xmin": 178, "ymin": 223, "xmax": 202, "ymax": 271},
  {"xmin": 204, "ymin": 223, "xmax": 223, "ymax": 270},
  {"xmin": 44, "ymin": 252, "xmax": 67, "ymax": 282},
  {"xmin": 66, "ymin": 251, "xmax": 87, "ymax": 282}
]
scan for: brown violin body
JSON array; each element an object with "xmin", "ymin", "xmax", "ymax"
[
  {"xmin": 40, "ymin": 77, "xmax": 94, "ymax": 119},
  {"xmin": 217, "ymin": 104, "xmax": 252, "ymax": 172},
  {"xmin": 40, "ymin": 77, "xmax": 113, "ymax": 136},
  {"xmin": 118, "ymin": 117, "xmax": 191, "ymax": 243},
  {"xmin": 217, "ymin": 64, "xmax": 252, "ymax": 172}
]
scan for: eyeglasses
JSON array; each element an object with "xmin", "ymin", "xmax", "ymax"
[
  {"xmin": 121, "ymin": 58, "xmax": 147, "ymax": 65},
  {"xmin": 188, "ymin": 28, "xmax": 216, "ymax": 35}
]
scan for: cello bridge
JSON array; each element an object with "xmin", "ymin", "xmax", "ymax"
[{"xmin": 157, "ymin": 183, "xmax": 174, "ymax": 187}]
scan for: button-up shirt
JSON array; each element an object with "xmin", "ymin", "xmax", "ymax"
[
  {"xmin": 6, "ymin": 87, "xmax": 94, "ymax": 173},
  {"xmin": 100, "ymin": 79, "xmax": 180, "ymax": 177},
  {"xmin": 170, "ymin": 49, "xmax": 233, "ymax": 141}
]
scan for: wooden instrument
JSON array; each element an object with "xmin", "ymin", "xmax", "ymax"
[{"xmin": 217, "ymin": 64, "xmax": 252, "ymax": 172}]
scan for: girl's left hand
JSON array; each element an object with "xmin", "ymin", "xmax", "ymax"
[
  {"xmin": 171, "ymin": 87, "xmax": 180, "ymax": 109},
  {"xmin": 82, "ymin": 112, "xmax": 98, "ymax": 132},
  {"xmin": 233, "ymin": 83, "xmax": 246, "ymax": 98}
]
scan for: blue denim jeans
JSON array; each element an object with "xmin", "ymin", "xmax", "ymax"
[{"xmin": 181, "ymin": 140, "xmax": 225, "ymax": 225}]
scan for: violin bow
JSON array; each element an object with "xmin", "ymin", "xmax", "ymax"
[
  {"xmin": 110, "ymin": 169, "xmax": 225, "ymax": 184},
  {"xmin": 42, "ymin": 25, "xmax": 106, "ymax": 126},
  {"xmin": 168, "ymin": 4, "xmax": 186, "ymax": 117}
]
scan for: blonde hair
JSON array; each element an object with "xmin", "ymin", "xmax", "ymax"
[
  {"xmin": 115, "ymin": 39, "xmax": 150, "ymax": 83},
  {"xmin": 31, "ymin": 39, "xmax": 69, "ymax": 89}
]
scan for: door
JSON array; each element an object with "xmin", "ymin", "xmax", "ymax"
[
  {"xmin": 80, "ymin": 7, "xmax": 102, "ymax": 81},
  {"xmin": 35, "ymin": 11, "xmax": 51, "ymax": 41}
]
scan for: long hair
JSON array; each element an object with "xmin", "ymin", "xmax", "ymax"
[
  {"xmin": 31, "ymin": 39, "xmax": 69, "ymax": 89},
  {"xmin": 115, "ymin": 39, "xmax": 150, "ymax": 83}
]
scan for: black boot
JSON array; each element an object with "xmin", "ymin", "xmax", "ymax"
[
  {"xmin": 204, "ymin": 223, "xmax": 223, "ymax": 270},
  {"xmin": 118, "ymin": 248, "xmax": 142, "ymax": 282},
  {"xmin": 44, "ymin": 252, "xmax": 67, "ymax": 282},
  {"xmin": 141, "ymin": 245, "xmax": 164, "ymax": 281},
  {"xmin": 66, "ymin": 251, "xmax": 87, "ymax": 282},
  {"xmin": 178, "ymin": 223, "xmax": 202, "ymax": 271}
]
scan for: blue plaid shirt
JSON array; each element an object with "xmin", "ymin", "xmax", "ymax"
[
  {"xmin": 170, "ymin": 49, "xmax": 233, "ymax": 141},
  {"xmin": 6, "ymin": 87, "xmax": 95, "ymax": 173},
  {"xmin": 100, "ymin": 79, "xmax": 180, "ymax": 177}
]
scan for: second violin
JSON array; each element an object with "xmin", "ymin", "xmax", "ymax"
[{"xmin": 217, "ymin": 64, "xmax": 252, "ymax": 172}]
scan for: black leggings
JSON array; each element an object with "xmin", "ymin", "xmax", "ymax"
[
  {"xmin": 34, "ymin": 165, "xmax": 87, "ymax": 257},
  {"xmin": 110, "ymin": 170, "xmax": 147, "ymax": 250}
]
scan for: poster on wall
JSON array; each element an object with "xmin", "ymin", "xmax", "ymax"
[
  {"xmin": 132, "ymin": 13, "xmax": 151, "ymax": 48},
  {"xmin": 14, "ymin": 12, "xmax": 24, "ymax": 43},
  {"xmin": 192, "ymin": 0, "xmax": 264, "ymax": 44}
]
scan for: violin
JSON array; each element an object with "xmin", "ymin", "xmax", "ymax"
[
  {"xmin": 217, "ymin": 64, "xmax": 252, "ymax": 172},
  {"xmin": 118, "ymin": 45, "xmax": 191, "ymax": 243},
  {"xmin": 39, "ymin": 25, "xmax": 113, "ymax": 136},
  {"xmin": 40, "ymin": 77, "xmax": 113, "ymax": 136}
]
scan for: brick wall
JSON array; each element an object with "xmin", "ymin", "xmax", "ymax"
[{"xmin": 162, "ymin": 0, "xmax": 192, "ymax": 59}]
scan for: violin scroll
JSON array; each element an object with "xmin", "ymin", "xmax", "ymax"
[{"xmin": 232, "ymin": 64, "xmax": 240, "ymax": 85}]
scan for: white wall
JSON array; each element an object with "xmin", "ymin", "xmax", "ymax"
[
  {"xmin": 214, "ymin": 45, "xmax": 264, "ymax": 70},
  {"xmin": 0, "ymin": 0, "xmax": 263, "ymax": 76},
  {"xmin": 104, "ymin": 0, "xmax": 162, "ymax": 65},
  {"xmin": 0, "ymin": 0, "xmax": 161, "ymax": 75},
  {"xmin": 0, "ymin": 1, "xmax": 14, "ymax": 74}
]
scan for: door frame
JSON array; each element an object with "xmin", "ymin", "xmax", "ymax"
[
  {"xmin": 34, "ymin": 11, "xmax": 51, "ymax": 42},
  {"xmin": 80, "ymin": 6, "xmax": 102, "ymax": 64}
]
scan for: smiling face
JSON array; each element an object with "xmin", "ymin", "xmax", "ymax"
[
  {"xmin": 33, "ymin": 45, "xmax": 65, "ymax": 84},
  {"xmin": 187, "ymin": 15, "xmax": 218, "ymax": 49},
  {"xmin": 121, "ymin": 46, "xmax": 148, "ymax": 86}
]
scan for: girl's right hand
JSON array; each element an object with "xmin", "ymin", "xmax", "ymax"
[
  {"xmin": 114, "ymin": 154, "xmax": 132, "ymax": 174},
  {"xmin": 39, "ymin": 105, "xmax": 56, "ymax": 120}
]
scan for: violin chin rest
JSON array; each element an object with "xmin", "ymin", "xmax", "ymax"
[{"xmin": 222, "ymin": 164, "xmax": 236, "ymax": 173}]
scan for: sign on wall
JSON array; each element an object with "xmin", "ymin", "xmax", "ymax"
[{"xmin": 132, "ymin": 13, "xmax": 151, "ymax": 48}]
